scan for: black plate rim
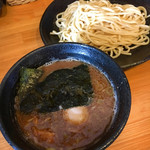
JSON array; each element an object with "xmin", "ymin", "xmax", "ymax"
[{"xmin": 39, "ymin": 0, "xmax": 150, "ymax": 70}]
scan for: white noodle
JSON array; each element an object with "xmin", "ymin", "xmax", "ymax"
[{"xmin": 50, "ymin": 0, "xmax": 150, "ymax": 58}]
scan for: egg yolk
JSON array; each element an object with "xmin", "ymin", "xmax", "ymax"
[{"xmin": 63, "ymin": 106, "xmax": 88, "ymax": 124}]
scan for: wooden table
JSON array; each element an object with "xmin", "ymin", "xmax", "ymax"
[{"xmin": 0, "ymin": 0, "xmax": 150, "ymax": 149}]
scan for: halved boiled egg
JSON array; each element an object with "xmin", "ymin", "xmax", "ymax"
[{"xmin": 63, "ymin": 106, "xmax": 89, "ymax": 125}]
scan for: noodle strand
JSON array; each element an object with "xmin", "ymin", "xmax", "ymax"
[{"xmin": 50, "ymin": 0, "xmax": 150, "ymax": 58}]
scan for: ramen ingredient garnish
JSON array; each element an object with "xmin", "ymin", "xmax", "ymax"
[
  {"xmin": 63, "ymin": 106, "xmax": 88, "ymax": 124},
  {"xmin": 50, "ymin": 0, "xmax": 150, "ymax": 58},
  {"xmin": 18, "ymin": 64, "xmax": 93, "ymax": 114},
  {"xmin": 17, "ymin": 67, "xmax": 43, "ymax": 99}
]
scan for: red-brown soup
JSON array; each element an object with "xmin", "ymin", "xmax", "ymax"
[{"xmin": 14, "ymin": 60, "xmax": 116, "ymax": 150}]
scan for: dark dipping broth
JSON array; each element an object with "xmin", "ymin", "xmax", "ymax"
[{"xmin": 14, "ymin": 60, "xmax": 116, "ymax": 150}]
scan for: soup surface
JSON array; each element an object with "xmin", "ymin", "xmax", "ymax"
[{"xmin": 14, "ymin": 60, "xmax": 115, "ymax": 150}]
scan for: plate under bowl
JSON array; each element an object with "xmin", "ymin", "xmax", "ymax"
[{"xmin": 39, "ymin": 0, "xmax": 150, "ymax": 69}]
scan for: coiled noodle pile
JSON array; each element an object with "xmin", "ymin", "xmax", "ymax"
[{"xmin": 50, "ymin": 0, "xmax": 150, "ymax": 58}]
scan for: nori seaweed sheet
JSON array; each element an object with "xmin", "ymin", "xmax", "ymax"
[
  {"xmin": 18, "ymin": 64, "xmax": 93, "ymax": 114},
  {"xmin": 17, "ymin": 67, "xmax": 43, "ymax": 99}
]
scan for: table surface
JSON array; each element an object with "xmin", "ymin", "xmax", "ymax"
[{"xmin": 0, "ymin": 0, "xmax": 150, "ymax": 150}]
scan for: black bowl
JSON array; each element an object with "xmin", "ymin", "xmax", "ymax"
[
  {"xmin": 0, "ymin": 0, "xmax": 6, "ymax": 15},
  {"xmin": 39, "ymin": 0, "xmax": 150, "ymax": 69},
  {"xmin": 0, "ymin": 43, "xmax": 131, "ymax": 150},
  {"xmin": 0, "ymin": 0, "xmax": 3, "ymax": 13}
]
